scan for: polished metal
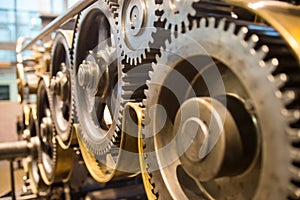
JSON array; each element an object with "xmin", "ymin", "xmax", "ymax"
[{"xmin": 0, "ymin": 137, "xmax": 39, "ymax": 160}]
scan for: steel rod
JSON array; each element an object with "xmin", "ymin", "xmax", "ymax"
[{"xmin": 0, "ymin": 137, "xmax": 39, "ymax": 160}]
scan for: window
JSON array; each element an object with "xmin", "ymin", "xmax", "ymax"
[{"xmin": 0, "ymin": 85, "xmax": 10, "ymax": 100}]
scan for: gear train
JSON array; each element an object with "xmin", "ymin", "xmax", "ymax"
[{"xmin": 3, "ymin": 0, "xmax": 300, "ymax": 199}]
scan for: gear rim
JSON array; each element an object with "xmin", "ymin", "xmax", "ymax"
[{"xmin": 142, "ymin": 16, "xmax": 300, "ymax": 199}]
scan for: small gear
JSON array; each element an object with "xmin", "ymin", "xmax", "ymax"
[
  {"xmin": 159, "ymin": 0, "xmax": 198, "ymax": 32},
  {"xmin": 117, "ymin": 0, "xmax": 159, "ymax": 65},
  {"xmin": 142, "ymin": 15, "xmax": 300, "ymax": 199}
]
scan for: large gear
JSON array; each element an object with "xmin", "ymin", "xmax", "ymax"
[
  {"xmin": 49, "ymin": 30, "xmax": 75, "ymax": 149},
  {"xmin": 72, "ymin": 1, "xmax": 125, "ymax": 182},
  {"xmin": 117, "ymin": 0, "xmax": 159, "ymax": 65},
  {"xmin": 141, "ymin": 14, "xmax": 300, "ymax": 199}
]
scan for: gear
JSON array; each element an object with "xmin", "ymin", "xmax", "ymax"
[
  {"xmin": 22, "ymin": 105, "xmax": 49, "ymax": 196},
  {"xmin": 117, "ymin": 0, "xmax": 159, "ymax": 65},
  {"xmin": 37, "ymin": 76, "xmax": 74, "ymax": 185},
  {"xmin": 72, "ymin": 1, "xmax": 124, "ymax": 182},
  {"xmin": 141, "ymin": 15, "xmax": 300, "ymax": 199},
  {"xmin": 159, "ymin": 0, "xmax": 198, "ymax": 32},
  {"xmin": 49, "ymin": 30, "xmax": 75, "ymax": 149}
]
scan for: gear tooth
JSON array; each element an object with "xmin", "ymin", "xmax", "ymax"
[
  {"xmin": 263, "ymin": 58, "xmax": 278, "ymax": 74},
  {"xmin": 190, "ymin": 8, "xmax": 196, "ymax": 16},
  {"xmin": 146, "ymin": 46, "xmax": 151, "ymax": 53},
  {"xmin": 255, "ymin": 45, "xmax": 269, "ymax": 60},
  {"xmin": 237, "ymin": 27, "xmax": 248, "ymax": 40},
  {"xmin": 138, "ymin": 56, "xmax": 142, "ymax": 64},
  {"xmin": 286, "ymin": 127, "xmax": 300, "ymax": 141},
  {"xmin": 247, "ymin": 34, "xmax": 259, "ymax": 50},
  {"xmin": 165, "ymin": 40, "xmax": 170, "ymax": 48},
  {"xmin": 164, "ymin": 22, "xmax": 169, "ymax": 30},
  {"xmin": 227, "ymin": 22, "xmax": 236, "ymax": 34},
  {"xmin": 178, "ymin": 24, "xmax": 182, "ymax": 33},
  {"xmin": 288, "ymin": 184, "xmax": 300, "ymax": 199},
  {"xmin": 200, "ymin": 18, "xmax": 206, "ymax": 27},
  {"xmin": 142, "ymin": 51, "xmax": 147, "ymax": 59},
  {"xmin": 148, "ymin": 71, "xmax": 153, "ymax": 78},
  {"xmin": 184, "ymin": 18, "xmax": 190, "ymax": 28},
  {"xmin": 208, "ymin": 17, "xmax": 216, "ymax": 28},
  {"xmin": 281, "ymin": 90, "xmax": 296, "ymax": 105},
  {"xmin": 144, "ymin": 89, "xmax": 149, "ymax": 97},
  {"xmin": 289, "ymin": 165, "xmax": 300, "ymax": 182},
  {"xmin": 290, "ymin": 147, "xmax": 300, "ymax": 162},
  {"xmin": 192, "ymin": 20, "xmax": 198, "ymax": 29},
  {"xmin": 142, "ymin": 99, "xmax": 147, "ymax": 106},
  {"xmin": 114, "ymin": 132, "xmax": 118, "ymax": 137},
  {"xmin": 282, "ymin": 109, "xmax": 300, "ymax": 124},
  {"xmin": 150, "ymin": 36, "xmax": 154, "ymax": 44},
  {"xmin": 217, "ymin": 18, "xmax": 226, "ymax": 31},
  {"xmin": 270, "ymin": 73, "xmax": 288, "ymax": 88},
  {"xmin": 158, "ymin": 5, "xmax": 164, "ymax": 12}
]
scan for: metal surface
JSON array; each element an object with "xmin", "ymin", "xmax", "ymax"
[
  {"xmin": 72, "ymin": 1, "xmax": 123, "ymax": 182},
  {"xmin": 37, "ymin": 77, "xmax": 74, "ymax": 186},
  {"xmin": 20, "ymin": 0, "xmax": 97, "ymax": 52},
  {"xmin": 0, "ymin": 137, "xmax": 39, "ymax": 160},
  {"xmin": 142, "ymin": 13, "xmax": 300, "ymax": 199},
  {"xmin": 159, "ymin": 0, "xmax": 198, "ymax": 31},
  {"xmin": 117, "ymin": 0, "xmax": 158, "ymax": 65},
  {"xmin": 6, "ymin": 0, "xmax": 300, "ymax": 199},
  {"xmin": 49, "ymin": 30, "xmax": 75, "ymax": 149},
  {"xmin": 225, "ymin": 0, "xmax": 300, "ymax": 64}
]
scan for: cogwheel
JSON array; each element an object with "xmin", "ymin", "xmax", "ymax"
[
  {"xmin": 37, "ymin": 76, "xmax": 74, "ymax": 185},
  {"xmin": 117, "ymin": 0, "xmax": 159, "ymax": 65},
  {"xmin": 159, "ymin": 0, "xmax": 198, "ymax": 32},
  {"xmin": 49, "ymin": 30, "xmax": 75, "ymax": 149},
  {"xmin": 72, "ymin": 0, "xmax": 131, "ymax": 182},
  {"xmin": 141, "ymin": 15, "xmax": 300, "ymax": 199},
  {"xmin": 73, "ymin": 0, "xmax": 119, "ymax": 157}
]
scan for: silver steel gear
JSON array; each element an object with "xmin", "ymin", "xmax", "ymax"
[
  {"xmin": 159, "ymin": 0, "xmax": 198, "ymax": 32},
  {"xmin": 72, "ymin": 1, "xmax": 123, "ymax": 181},
  {"xmin": 142, "ymin": 16, "xmax": 300, "ymax": 199},
  {"xmin": 37, "ymin": 76, "xmax": 74, "ymax": 185},
  {"xmin": 36, "ymin": 77, "xmax": 57, "ymax": 185},
  {"xmin": 49, "ymin": 30, "xmax": 74, "ymax": 149},
  {"xmin": 117, "ymin": 0, "xmax": 158, "ymax": 65}
]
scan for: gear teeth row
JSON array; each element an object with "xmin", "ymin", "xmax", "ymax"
[
  {"xmin": 142, "ymin": 0, "xmax": 300, "ymax": 197},
  {"xmin": 37, "ymin": 78, "xmax": 57, "ymax": 185}
]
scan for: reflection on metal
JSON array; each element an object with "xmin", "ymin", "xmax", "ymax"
[{"xmin": 1, "ymin": 0, "xmax": 300, "ymax": 199}]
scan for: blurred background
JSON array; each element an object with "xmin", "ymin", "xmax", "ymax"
[
  {"xmin": 0, "ymin": 0, "xmax": 78, "ymax": 102},
  {"xmin": 0, "ymin": 1, "xmax": 77, "ymax": 197}
]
